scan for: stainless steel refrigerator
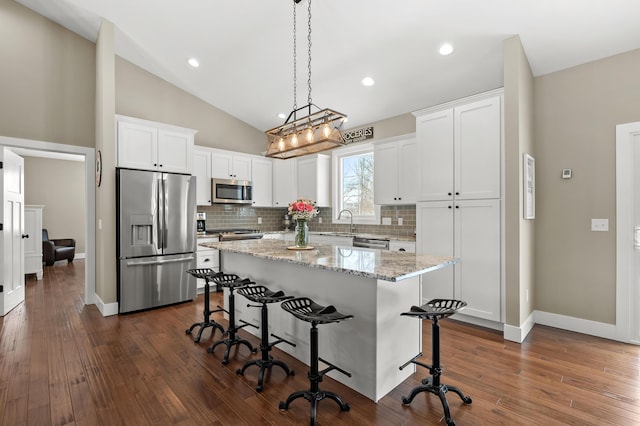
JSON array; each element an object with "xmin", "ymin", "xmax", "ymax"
[{"xmin": 116, "ymin": 168, "xmax": 197, "ymax": 313}]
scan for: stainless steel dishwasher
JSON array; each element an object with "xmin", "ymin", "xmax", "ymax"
[{"xmin": 352, "ymin": 236, "xmax": 390, "ymax": 250}]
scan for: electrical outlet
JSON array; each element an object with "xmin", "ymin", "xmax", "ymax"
[
  {"xmin": 591, "ymin": 218, "xmax": 608, "ymax": 232},
  {"xmin": 318, "ymin": 217, "xmax": 322, "ymax": 224},
  {"xmin": 398, "ymin": 217, "xmax": 403, "ymax": 226},
  {"xmin": 257, "ymin": 217, "xmax": 262, "ymax": 224}
]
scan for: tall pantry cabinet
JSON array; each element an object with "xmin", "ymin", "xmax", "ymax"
[{"xmin": 414, "ymin": 90, "xmax": 503, "ymax": 323}]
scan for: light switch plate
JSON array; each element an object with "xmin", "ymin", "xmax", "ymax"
[
  {"xmin": 382, "ymin": 217, "xmax": 392, "ymax": 225},
  {"xmin": 591, "ymin": 218, "xmax": 608, "ymax": 232}
]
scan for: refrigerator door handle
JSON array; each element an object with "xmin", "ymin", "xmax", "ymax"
[
  {"xmin": 126, "ymin": 256, "xmax": 195, "ymax": 267},
  {"xmin": 157, "ymin": 177, "xmax": 164, "ymax": 251}
]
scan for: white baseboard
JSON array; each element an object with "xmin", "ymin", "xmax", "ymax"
[
  {"xmin": 95, "ymin": 293, "xmax": 118, "ymax": 317},
  {"xmin": 534, "ymin": 310, "xmax": 617, "ymax": 341},
  {"xmin": 503, "ymin": 311, "xmax": 535, "ymax": 343},
  {"xmin": 500, "ymin": 310, "xmax": 617, "ymax": 343}
]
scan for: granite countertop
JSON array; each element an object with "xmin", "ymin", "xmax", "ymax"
[
  {"xmin": 263, "ymin": 230, "xmax": 416, "ymax": 242},
  {"xmin": 200, "ymin": 239, "xmax": 457, "ymax": 282}
]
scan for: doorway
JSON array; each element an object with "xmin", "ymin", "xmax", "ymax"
[
  {"xmin": 0, "ymin": 135, "xmax": 96, "ymax": 306},
  {"xmin": 615, "ymin": 121, "xmax": 640, "ymax": 344}
]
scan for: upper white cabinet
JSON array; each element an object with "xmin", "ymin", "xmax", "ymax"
[
  {"xmin": 116, "ymin": 115, "xmax": 196, "ymax": 174},
  {"xmin": 251, "ymin": 157, "xmax": 273, "ymax": 207},
  {"xmin": 296, "ymin": 154, "xmax": 331, "ymax": 207},
  {"xmin": 193, "ymin": 148, "xmax": 212, "ymax": 206},
  {"xmin": 211, "ymin": 150, "xmax": 252, "ymax": 181},
  {"xmin": 272, "ymin": 159, "xmax": 297, "ymax": 207},
  {"xmin": 414, "ymin": 94, "xmax": 501, "ymax": 201},
  {"xmin": 374, "ymin": 134, "xmax": 417, "ymax": 205}
]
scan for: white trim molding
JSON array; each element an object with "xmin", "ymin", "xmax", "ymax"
[{"xmin": 95, "ymin": 293, "xmax": 118, "ymax": 317}]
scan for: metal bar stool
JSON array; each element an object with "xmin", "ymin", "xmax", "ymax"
[
  {"xmin": 207, "ymin": 273, "xmax": 257, "ymax": 364},
  {"xmin": 235, "ymin": 285, "xmax": 296, "ymax": 391},
  {"xmin": 184, "ymin": 268, "xmax": 225, "ymax": 342},
  {"xmin": 279, "ymin": 297, "xmax": 353, "ymax": 426},
  {"xmin": 399, "ymin": 299, "xmax": 472, "ymax": 426}
]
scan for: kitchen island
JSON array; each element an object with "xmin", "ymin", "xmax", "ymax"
[{"xmin": 200, "ymin": 239, "xmax": 458, "ymax": 402}]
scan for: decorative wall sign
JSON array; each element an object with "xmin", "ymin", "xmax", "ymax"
[
  {"xmin": 524, "ymin": 153, "xmax": 535, "ymax": 219},
  {"xmin": 343, "ymin": 126, "xmax": 374, "ymax": 144}
]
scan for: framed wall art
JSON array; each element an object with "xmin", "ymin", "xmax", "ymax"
[{"xmin": 524, "ymin": 153, "xmax": 535, "ymax": 219}]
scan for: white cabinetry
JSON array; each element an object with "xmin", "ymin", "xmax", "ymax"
[
  {"xmin": 296, "ymin": 154, "xmax": 331, "ymax": 207},
  {"xmin": 374, "ymin": 135, "xmax": 418, "ymax": 205},
  {"xmin": 116, "ymin": 115, "xmax": 196, "ymax": 174},
  {"xmin": 211, "ymin": 150, "xmax": 252, "ymax": 180},
  {"xmin": 196, "ymin": 237, "xmax": 219, "ymax": 293},
  {"xmin": 193, "ymin": 147, "xmax": 212, "ymax": 205},
  {"xmin": 417, "ymin": 199, "xmax": 500, "ymax": 321},
  {"xmin": 415, "ymin": 95, "xmax": 501, "ymax": 201},
  {"xmin": 272, "ymin": 159, "xmax": 296, "ymax": 207},
  {"xmin": 251, "ymin": 157, "xmax": 273, "ymax": 207},
  {"xmin": 413, "ymin": 89, "xmax": 503, "ymax": 323},
  {"xmin": 389, "ymin": 240, "xmax": 415, "ymax": 253},
  {"xmin": 24, "ymin": 205, "xmax": 43, "ymax": 280}
]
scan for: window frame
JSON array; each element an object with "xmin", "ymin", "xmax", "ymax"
[{"xmin": 331, "ymin": 142, "xmax": 380, "ymax": 226}]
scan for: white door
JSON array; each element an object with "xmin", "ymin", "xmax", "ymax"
[
  {"xmin": 0, "ymin": 148, "xmax": 25, "ymax": 316},
  {"xmin": 616, "ymin": 121, "xmax": 640, "ymax": 344}
]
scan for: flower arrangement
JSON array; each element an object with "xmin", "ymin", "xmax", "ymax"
[{"xmin": 288, "ymin": 198, "xmax": 319, "ymax": 221}]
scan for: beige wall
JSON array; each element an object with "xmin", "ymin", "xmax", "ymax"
[
  {"xmin": 0, "ymin": 0, "xmax": 95, "ymax": 147},
  {"xmin": 115, "ymin": 57, "xmax": 265, "ymax": 154},
  {"xmin": 534, "ymin": 48, "xmax": 640, "ymax": 324},
  {"xmin": 23, "ymin": 156, "xmax": 86, "ymax": 254},
  {"xmin": 504, "ymin": 36, "xmax": 535, "ymax": 326}
]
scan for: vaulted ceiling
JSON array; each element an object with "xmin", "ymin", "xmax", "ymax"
[{"xmin": 16, "ymin": 0, "xmax": 640, "ymax": 131}]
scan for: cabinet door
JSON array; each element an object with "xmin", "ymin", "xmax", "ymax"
[
  {"xmin": 157, "ymin": 129, "xmax": 193, "ymax": 174},
  {"xmin": 193, "ymin": 148, "xmax": 212, "ymax": 205},
  {"xmin": 454, "ymin": 96, "xmax": 501, "ymax": 200},
  {"xmin": 416, "ymin": 109, "xmax": 454, "ymax": 201},
  {"xmin": 397, "ymin": 140, "xmax": 418, "ymax": 203},
  {"xmin": 389, "ymin": 240, "xmax": 415, "ymax": 253},
  {"xmin": 233, "ymin": 155, "xmax": 252, "ymax": 181},
  {"xmin": 251, "ymin": 157, "xmax": 273, "ymax": 207},
  {"xmin": 211, "ymin": 151, "xmax": 233, "ymax": 179},
  {"xmin": 373, "ymin": 143, "xmax": 399, "ymax": 204},
  {"xmin": 454, "ymin": 199, "xmax": 501, "ymax": 321},
  {"xmin": 117, "ymin": 121, "xmax": 158, "ymax": 170},
  {"xmin": 272, "ymin": 159, "xmax": 296, "ymax": 207},
  {"xmin": 416, "ymin": 201, "xmax": 454, "ymax": 302},
  {"xmin": 296, "ymin": 155, "xmax": 330, "ymax": 207}
]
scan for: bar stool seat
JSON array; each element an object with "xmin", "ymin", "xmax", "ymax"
[
  {"xmin": 184, "ymin": 268, "xmax": 225, "ymax": 342},
  {"xmin": 207, "ymin": 274, "xmax": 257, "ymax": 364},
  {"xmin": 399, "ymin": 299, "xmax": 472, "ymax": 426},
  {"xmin": 235, "ymin": 285, "xmax": 296, "ymax": 391},
  {"xmin": 279, "ymin": 297, "xmax": 353, "ymax": 426}
]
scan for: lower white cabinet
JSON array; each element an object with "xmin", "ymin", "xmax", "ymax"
[
  {"xmin": 24, "ymin": 205, "xmax": 44, "ymax": 280},
  {"xmin": 389, "ymin": 240, "xmax": 415, "ymax": 253},
  {"xmin": 417, "ymin": 199, "xmax": 501, "ymax": 322},
  {"xmin": 196, "ymin": 237, "xmax": 219, "ymax": 293}
]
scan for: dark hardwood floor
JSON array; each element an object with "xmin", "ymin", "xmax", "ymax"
[{"xmin": 1, "ymin": 260, "xmax": 639, "ymax": 425}]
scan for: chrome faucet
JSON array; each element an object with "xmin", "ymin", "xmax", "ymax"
[{"xmin": 338, "ymin": 209, "xmax": 354, "ymax": 233}]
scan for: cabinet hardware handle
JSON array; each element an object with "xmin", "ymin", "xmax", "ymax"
[
  {"xmin": 448, "ymin": 192, "xmax": 452, "ymax": 196},
  {"xmin": 455, "ymin": 192, "xmax": 459, "ymax": 195},
  {"xmin": 455, "ymin": 205, "xmax": 459, "ymax": 209},
  {"xmin": 448, "ymin": 205, "xmax": 452, "ymax": 209},
  {"xmin": 399, "ymin": 248, "xmax": 406, "ymax": 252},
  {"xmin": 22, "ymin": 234, "xmax": 29, "ymax": 239}
]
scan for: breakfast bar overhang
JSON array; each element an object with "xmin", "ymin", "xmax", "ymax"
[{"xmin": 202, "ymin": 239, "xmax": 459, "ymax": 402}]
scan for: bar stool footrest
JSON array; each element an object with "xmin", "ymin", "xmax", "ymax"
[{"xmin": 318, "ymin": 357, "xmax": 352, "ymax": 378}]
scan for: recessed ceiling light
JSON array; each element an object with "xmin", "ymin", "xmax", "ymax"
[
  {"xmin": 361, "ymin": 77, "xmax": 375, "ymax": 87},
  {"xmin": 187, "ymin": 58, "xmax": 200, "ymax": 68},
  {"xmin": 277, "ymin": 113, "xmax": 286, "ymax": 119},
  {"xmin": 439, "ymin": 43, "xmax": 454, "ymax": 56}
]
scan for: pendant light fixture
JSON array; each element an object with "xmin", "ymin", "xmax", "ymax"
[{"xmin": 265, "ymin": 0, "xmax": 347, "ymax": 159}]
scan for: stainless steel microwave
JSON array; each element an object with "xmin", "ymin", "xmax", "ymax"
[{"xmin": 212, "ymin": 178, "xmax": 253, "ymax": 204}]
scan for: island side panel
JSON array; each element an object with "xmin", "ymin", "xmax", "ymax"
[
  {"xmin": 221, "ymin": 250, "xmax": 411, "ymax": 401},
  {"xmin": 376, "ymin": 276, "xmax": 421, "ymax": 399}
]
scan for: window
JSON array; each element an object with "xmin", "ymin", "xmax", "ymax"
[{"xmin": 332, "ymin": 143, "xmax": 380, "ymax": 225}]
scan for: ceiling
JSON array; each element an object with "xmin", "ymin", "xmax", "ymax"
[{"xmin": 15, "ymin": 0, "xmax": 640, "ymax": 132}]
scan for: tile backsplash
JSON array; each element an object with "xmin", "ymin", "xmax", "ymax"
[{"xmin": 197, "ymin": 204, "xmax": 416, "ymax": 238}]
